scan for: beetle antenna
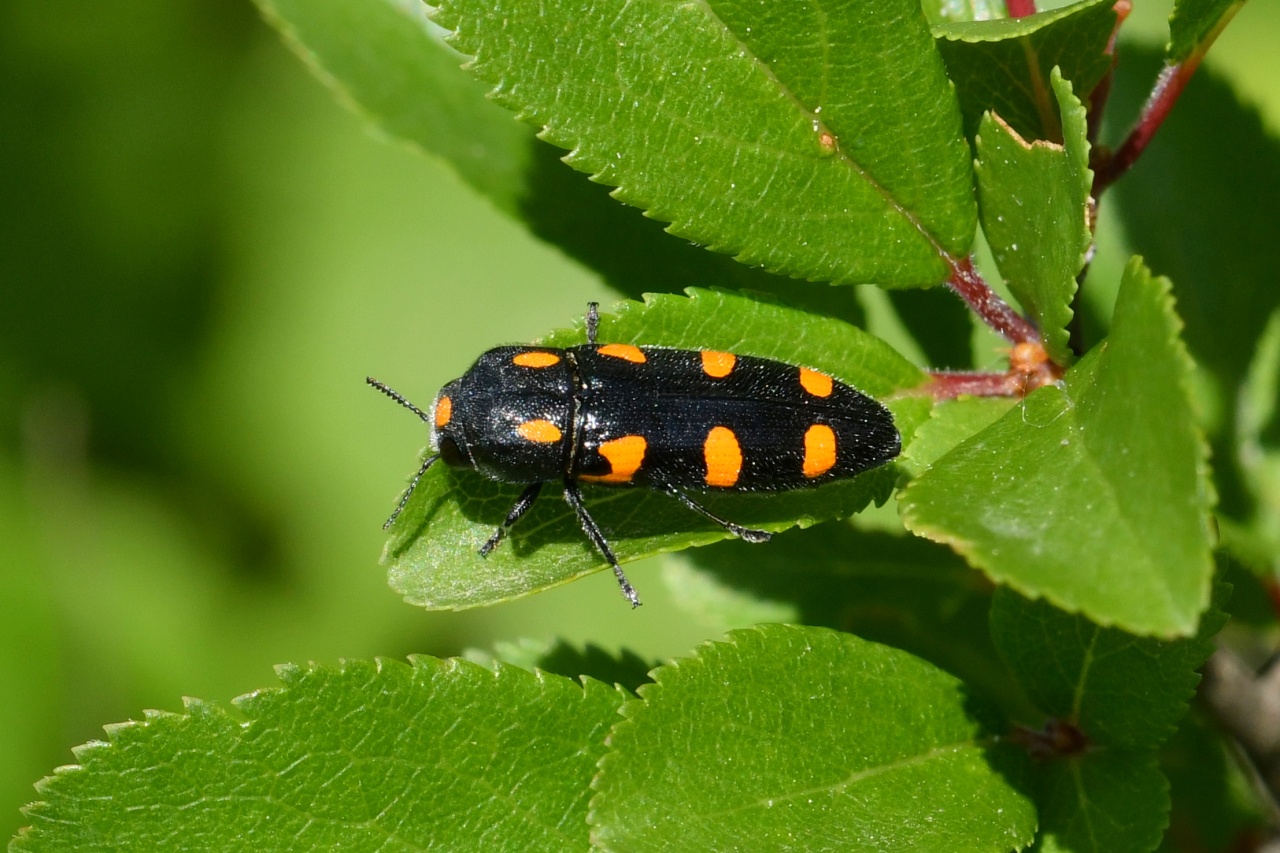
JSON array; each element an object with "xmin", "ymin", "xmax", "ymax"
[
  {"xmin": 368, "ymin": 377, "xmax": 438, "ymax": 528},
  {"xmin": 366, "ymin": 377, "xmax": 431, "ymax": 423}
]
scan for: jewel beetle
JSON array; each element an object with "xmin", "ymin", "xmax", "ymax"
[{"xmin": 368, "ymin": 303, "xmax": 900, "ymax": 607}]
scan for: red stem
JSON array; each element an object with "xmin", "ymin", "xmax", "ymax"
[
  {"xmin": 1266, "ymin": 577, "xmax": 1280, "ymax": 622},
  {"xmin": 1093, "ymin": 59, "xmax": 1198, "ymax": 194},
  {"xmin": 1010, "ymin": 719, "xmax": 1090, "ymax": 758},
  {"xmin": 1091, "ymin": 0, "xmax": 1244, "ymax": 195},
  {"xmin": 946, "ymin": 257, "xmax": 1040, "ymax": 345},
  {"xmin": 924, "ymin": 371, "xmax": 1025, "ymax": 400},
  {"xmin": 1084, "ymin": 0, "xmax": 1128, "ymax": 151},
  {"xmin": 1005, "ymin": 0, "xmax": 1037, "ymax": 18}
]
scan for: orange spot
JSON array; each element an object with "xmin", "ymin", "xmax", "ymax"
[
  {"xmin": 434, "ymin": 395, "xmax": 452, "ymax": 428},
  {"xmin": 800, "ymin": 367, "xmax": 833, "ymax": 398},
  {"xmin": 516, "ymin": 419, "xmax": 562, "ymax": 443},
  {"xmin": 581, "ymin": 435, "xmax": 647, "ymax": 484},
  {"xmin": 598, "ymin": 343, "xmax": 646, "ymax": 363},
  {"xmin": 701, "ymin": 350, "xmax": 736, "ymax": 378},
  {"xmin": 513, "ymin": 350, "xmax": 561, "ymax": 368},
  {"xmin": 703, "ymin": 426, "xmax": 742, "ymax": 487},
  {"xmin": 803, "ymin": 424, "xmax": 837, "ymax": 478}
]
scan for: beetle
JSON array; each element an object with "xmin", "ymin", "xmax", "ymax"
[{"xmin": 368, "ymin": 303, "xmax": 900, "ymax": 607}]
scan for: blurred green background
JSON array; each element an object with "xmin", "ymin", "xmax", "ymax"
[{"xmin": 2, "ymin": 0, "xmax": 1278, "ymax": 840}]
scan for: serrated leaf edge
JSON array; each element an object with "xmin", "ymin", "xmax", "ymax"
[
  {"xmin": 431, "ymin": 1, "xmax": 967, "ymax": 285},
  {"xmin": 900, "ymin": 257, "xmax": 1215, "ymax": 638},
  {"xmin": 15, "ymin": 654, "xmax": 617, "ymax": 832}
]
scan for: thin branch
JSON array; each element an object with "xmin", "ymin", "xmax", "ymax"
[
  {"xmin": 1093, "ymin": 62, "xmax": 1192, "ymax": 193},
  {"xmin": 924, "ymin": 371, "xmax": 1026, "ymax": 400},
  {"xmin": 945, "ymin": 257, "xmax": 1040, "ymax": 345},
  {"xmin": 1092, "ymin": 3, "xmax": 1241, "ymax": 194},
  {"xmin": 1070, "ymin": 1, "xmax": 1127, "ymax": 356},
  {"xmin": 924, "ymin": 348, "xmax": 1061, "ymax": 400},
  {"xmin": 1083, "ymin": 0, "xmax": 1129, "ymax": 152},
  {"xmin": 1201, "ymin": 646, "xmax": 1280, "ymax": 821}
]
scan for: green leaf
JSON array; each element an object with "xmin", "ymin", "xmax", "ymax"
[
  {"xmin": 990, "ymin": 585, "xmax": 1226, "ymax": 750},
  {"xmin": 1110, "ymin": 52, "xmax": 1279, "ymax": 397},
  {"xmin": 935, "ymin": 0, "xmax": 1118, "ymax": 142},
  {"xmin": 900, "ymin": 258, "xmax": 1215, "ymax": 637},
  {"xmin": 435, "ymin": 0, "xmax": 975, "ymax": 288},
  {"xmin": 1032, "ymin": 750, "xmax": 1169, "ymax": 853},
  {"xmin": 13, "ymin": 658, "xmax": 623, "ymax": 852},
  {"xmin": 590, "ymin": 624, "xmax": 1036, "ymax": 852},
  {"xmin": 519, "ymin": 159, "xmax": 877, "ymax": 317},
  {"xmin": 665, "ymin": 525, "xmax": 1031, "ymax": 714},
  {"xmin": 254, "ymin": 0, "xmax": 897, "ymax": 316},
  {"xmin": 899, "ymin": 395, "xmax": 1016, "ymax": 476},
  {"xmin": 468, "ymin": 638, "xmax": 656, "ymax": 695},
  {"xmin": 1230, "ymin": 312, "xmax": 1280, "ymax": 572},
  {"xmin": 975, "ymin": 69, "xmax": 1092, "ymax": 365},
  {"xmin": 1168, "ymin": 0, "xmax": 1247, "ymax": 63},
  {"xmin": 255, "ymin": 0, "xmax": 535, "ymax": 213},
  {"xmin": 1109, "ymin": 50, "xmax": 1280, "ymax": 537},
  {"xmin": 385, "ymin": 290, "xmax": 926, "ymax": 610}
]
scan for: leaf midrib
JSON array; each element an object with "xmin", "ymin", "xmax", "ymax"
[{"xmin": 688, "ymin": 0, "xmax": 953, "ymax": 262}]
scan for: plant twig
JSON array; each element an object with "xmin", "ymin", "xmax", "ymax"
[
  {"xmin": 924, "ymin": 345, "xmax": 1062, "ymax": 400},
  {"xmin": 1083, "ymin": 0, "xmax": 1129, "ymax": 152},
  {"xmin": 1069, "ymin": 1, "xmax": 1128, "ymax": 357},
  {"xmin": 1200, "ymin": 646, "xmax": 1280, "ymax": 823},
  {"xmin": 924, "ymin": 371, "xmax": 1026, "ymax": 400},
  {"xmin": 945, "ymin": 257, "xmax": 1040, "ymax": 345},
  {"xmin": 1093, "ymin": 62, "xmax": 1192, "ymax": 193},
  {"xmin": 1092, "ymin": 3, "xmax": 1241, "ymax": 195}
]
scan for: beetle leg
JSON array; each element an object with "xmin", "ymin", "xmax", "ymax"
[
  {"xmin": 382, "ymin": 453, "xmax": 440, "ymax": 530},
  {"xmin": 585, "ymin": 301, "xmax": 600, "ymax": 345},
  {"xmin": 659, "ymin": 485, "xmax": 772, "ymax": 543},
  {"xmin": 479, "ymin": 481, "xmax": 544, "ymax": 557},
  {"xmin": 562, "ymin": 479, "xmax": 642, "ymax": 608}
]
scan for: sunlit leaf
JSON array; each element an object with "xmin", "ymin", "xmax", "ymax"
[
  {"xmin": 590, "ymin": 624, "xmax": 1036, "ymax": 852},
  {"xmin": 935, "ymin": 0, "xmax": 1117, "ymax": 141},
  {"xmin": 665, "ymin": 525, "xmax": 1027, "ymax": 711},
  {"xmin": 253, "ymin": 0, "xmax": 880, "ymax": 311},
  {"xmin": 468, "ymin": 638, "xmax": 656, "ymax": 695},
  {"xmin": 1110, "ymin": 50, "xmax": 1280, "ymax": 557},
  {"xmin": 13, "ymin": 659, "xmax": 623, "ymax": 852},
  {"xmin": 899, "ymin": 395, "xmax": 1016, "ymax": 476},
  {"xmin": 900, "ymin": 259, "xmax": 1214, "ymax": 637},
  {"xmin": 435, "ymin": 0, "xmax": 975, "ymax": 287},
  {"xmin": 975, "ymin": 69, "xmax": 1092, "ymax": 365}
]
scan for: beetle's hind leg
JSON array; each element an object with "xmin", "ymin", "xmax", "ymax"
[
  {"xmin": 479, "ymin": 482, "xmax": 544, "ymax": 557},
  {"xmin": 659, "ymin": 485, "xmax": 772, "ymax": 543},
  {"xmin": 562, "ymin": 479, "xmax": 642, "ymax": 608}
]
